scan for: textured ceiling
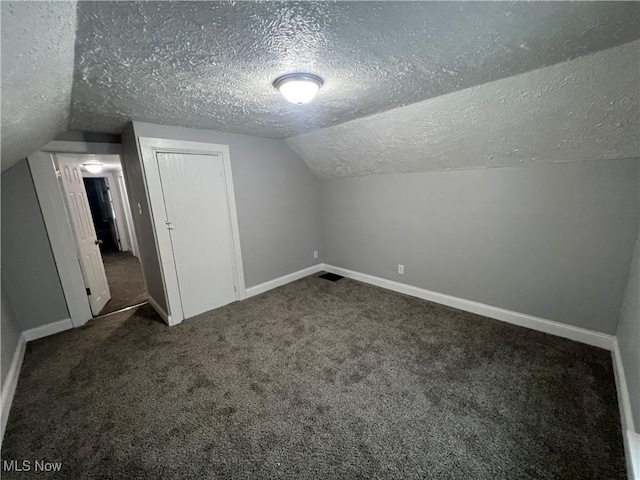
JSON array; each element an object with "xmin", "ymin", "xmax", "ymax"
[
  {"xmin": 69, "ymin": 1, "xmax": 640, "ymax": 138},
  {"xmin": 2, "ymin": 1, "xmax": 639, "ymax": 177},
  {"xmin": 1, "ymin": 1, "xmax": 77, "ymax": 172},
  {"xmin": 287, "ymin": 41, "xmax": 640, "ymax": 178}
]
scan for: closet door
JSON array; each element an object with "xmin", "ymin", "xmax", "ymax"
[{"xmin": 156, "ymin": 152, "xmax": 237, "ymax": 319}]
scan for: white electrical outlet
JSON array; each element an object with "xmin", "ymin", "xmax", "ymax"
[
  {"xmin": 398, "ymin": 264, "xmax": 404, "ymax": 274},
  {"xmin": 313, "ymin": 250, "xmax": 319, "ymax": 259}
]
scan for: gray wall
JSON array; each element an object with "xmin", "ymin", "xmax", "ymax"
[
  {"xmin": 321, "ymin": 158, "xmax": 639, "ymax": 335},
  {"xmin": 130, "ymin": 122, "xmax": 323, "ymax": 288},
  {"xmin": 120, "ymin": 124, "xmax": 167, "ymax": 311},
  {"xmin": 1, "ymin": 160, "xmax": 69, "ymax": 330},
  {"xmin": 1, "ymin": 283, "xmax": 22, "ymax": 390},
  {"xmin": 616, "ymin": 211, "xmax": 640, "ymax": 432}
]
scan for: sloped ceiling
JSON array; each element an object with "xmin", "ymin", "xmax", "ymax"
[
  {"xmin": 1, "ymin": 1, "xmax": 639, "ymax": 176},
  {"xmin": 69, "ymin": 1, "xmax": 640, "ymax": 139},
  {"xmin": 287, "ymin": 41, "xmax": 640, "ymax": 178},
  {"xmin": 1, "ymin": 1, "xmax": 77, "ymax": 172}
]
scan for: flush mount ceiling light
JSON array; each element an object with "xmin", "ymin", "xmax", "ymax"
[
  {"xmin": 82, "ymin": 163, "xmax": 103, "ymax": 174},
  {"xmin": 273, "ymin": 73, "xmax": 323, "ymax": 105}
]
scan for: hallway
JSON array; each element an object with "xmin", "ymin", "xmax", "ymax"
[{"xmin": 98, "ymin": 252, "xmax": 147, "ymax": 316}]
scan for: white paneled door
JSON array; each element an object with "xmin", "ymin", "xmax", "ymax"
[
  {"xmin": 156, "ymin": 153, "xmax": 237, "ymax": 319},
  {"xmin": 56, "ymin": 156, "xmax": 111, "ymax": 315}
]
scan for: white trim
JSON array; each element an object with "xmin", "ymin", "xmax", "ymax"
[
  {"xmin": 628, "ymin": 431, "xmax": 640, "ymax": 480},
  {"xmin": 30, "ymin": 144, "xmax": 132, "ymax": 328},
  {"xmin": 245, "ymin": 264, "xmax": 324, "ymax": 298},
  {"xmin": 1, "ymin": 335, "xmax": 26, "ymax": 444},
  {"xmin": 147, "ymin": 295, "xmax": 173, "ymax": 326},
  {"xmin": 613, "ymin": 339, "xmax": 636, "ymax": 436},
  {"xmin": 22, "ymin": 318, "xmax": 73, "ymax": 342},
  {"xmin": 116, "ymin": 172, "xmax": 140, "ymax": 258},
  {"xmin": 612, "ymin": 339, "xmax": 639, "ymax": 480},
  {"xmin": 28, "ymin": 152, "xmax": 92, "ymax": 327},
  {"xmin": 42, "ymin": 141, "xmax": 122, "ymax": 155},
  {"xmin": 244, "ymin": 263, "xmax": 634, "ymax": 476},
  {"xmin": 321, "ymin": 264, "xmax": 614, "ymax": 350},
  {"xmin": 82, "ymin": 171, "xmax": 132, "ymax": 253},
  {"xmin": 137, "ymin": 137, "xmax": 246, "ymax": 324}
]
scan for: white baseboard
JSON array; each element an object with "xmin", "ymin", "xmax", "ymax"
[
  {"xmin": 1, "ymin": 334, "xmax": 26, "ymax": 445},
  {"xmin": 147, "ymin": 295, "xmax": 173, "ymax": 326},
  {"xmin": 612, "ymin": 338, "xmax": 639, "ymax": 480},
  {"xmin": 245, "ymin": 264, "xmax": 324, "ymax": 298},
  {"xmin": 613, "ymin": 339, "xmax": 637, "ymax": 435},
  {"xmin": 321, "ymin": 264, "xmax": 614, "ymax": 350},
  {"xmin": 3, "ymin": 318, "xmax": 74, "ymax": 443},
  {"xmin": 627, "ymin": 431, "xmax": 640, "ymax": 480},
  {"xmin": 22, "ymin": 318, "xmax": 73, "ymax": 342},
  {"xmin": 319, "ymin": 266, "xmax": 633, "ymax": 474}
]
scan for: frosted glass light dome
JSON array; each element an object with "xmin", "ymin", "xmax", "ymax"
[
  {"xmin": 82, "ymin": 163, "xmax": 103, "ymax": 174},
  {"xmin": 273, "ymin": 73, "xmax": 323, "ymax": 105}
]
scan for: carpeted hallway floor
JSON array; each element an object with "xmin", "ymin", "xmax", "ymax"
[
  {"xmin": 1, "ymin": 274, "xmax": 625, "ymax": 479},
  {"xmin": 98, "ymin": 251, "xmax": 147, "ymax": 316}
]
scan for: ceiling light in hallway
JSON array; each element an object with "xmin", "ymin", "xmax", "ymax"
[{"xmin": 82, "ymin": 163, "xmax": 103, "ymax": 174}]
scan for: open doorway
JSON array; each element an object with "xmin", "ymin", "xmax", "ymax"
[
  {"xmin": 84, "ymin": 177, "xmax": 120, "ymax": 252},
  {"xmin": 54, "ymin": 153, "xmax": 147, "ymax": 317}
]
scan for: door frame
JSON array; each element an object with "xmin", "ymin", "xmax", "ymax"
[
  {"xmin": 54, "ymin": 154, "xmax": 112, "ymax": 315},
  {"xmin": 138, "ymin": 137, "xmax": 246, "ymax": 325},
  {"xmin": 28, "ymin": 142, "xmax": 123, "ymax": 327},
  {"xmin": 82, "ymin": 173, "xmax": 129, "ymax": 253},
  {"xmin": 115, "ymin": 172, "xmax": 139, "ymax": 258},
  {"xmin": 80, "ymin": 168, "xmax": 140, "ymax": 258}
]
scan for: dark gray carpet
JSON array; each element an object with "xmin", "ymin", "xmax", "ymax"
[
  {"xmin": 1, "ymin": 275, "xmax": 625, "ymax": 479},
  {"xmin": 98, "ymin": 251, "xmax": 147, "ymax": 316}
]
